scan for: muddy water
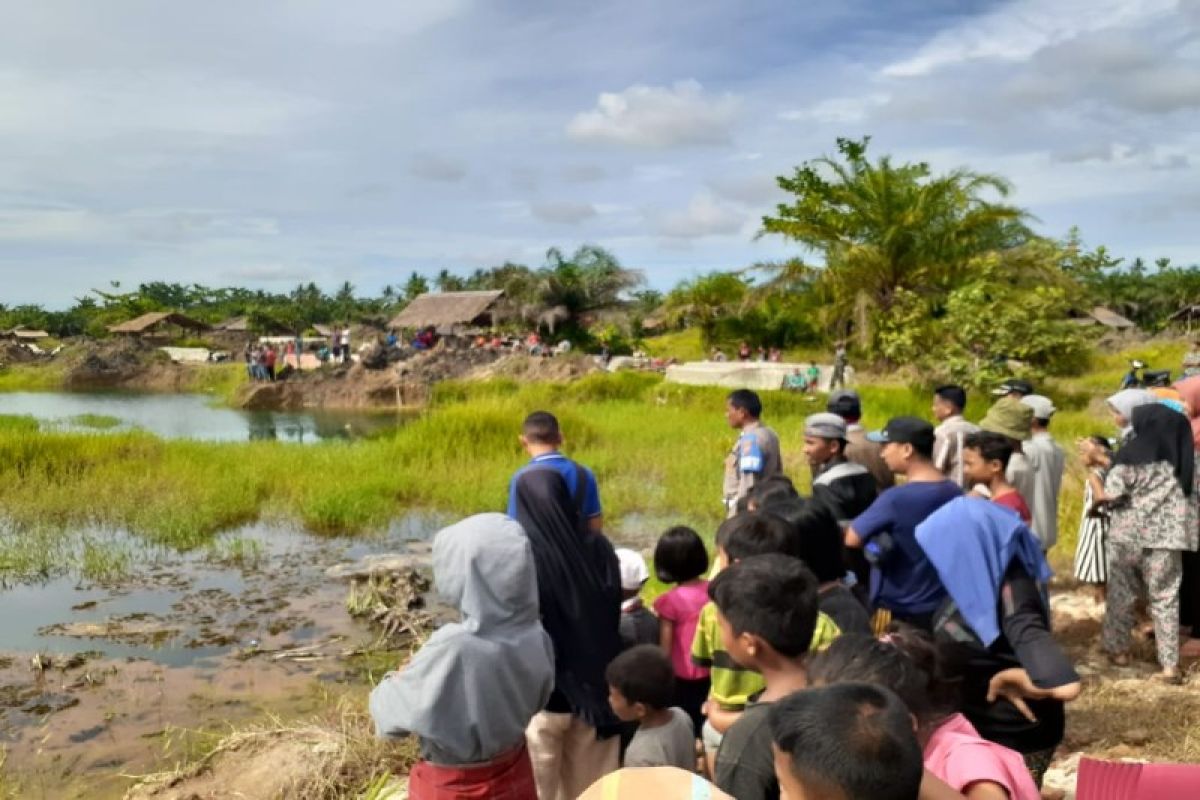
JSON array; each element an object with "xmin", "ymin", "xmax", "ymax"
[
  {"xmin": 0, "ymin": 517, "xmax": 447, "ymax": 799},
  {"xmin": 0, "ymin": 391, "xmax": 403, "ymax": 442}
]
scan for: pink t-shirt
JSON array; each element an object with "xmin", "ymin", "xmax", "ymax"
[
  {"xmin": 653, "ymin": 582, "xmax": 710, "ymax": 681},
  {"xmin": 924, "ymin": 714, "xmax": 1040, "ymax": 800}
]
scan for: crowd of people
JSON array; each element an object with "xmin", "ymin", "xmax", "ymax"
[{"xmin": 367, "ymin": 377, "xmax": 1200, "ymax": 800}]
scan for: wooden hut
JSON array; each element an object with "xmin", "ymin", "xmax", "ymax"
[
  {"xmin": 1070, "ymin": 306, "xmax": 1137, "ymax": 331},
  {"xmin": 388, "ymin": 290, "xmax": 505, "ymax": 334},
  {"xmin": 0, "ymin": 326, "xmax": 50, "ymax": 341},
  {"xmin": 107, "ymin": 311, "xmax": 209, "ymax": 338}
]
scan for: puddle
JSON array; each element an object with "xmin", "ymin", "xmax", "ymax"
[
  {"xmin": 0, "ymin": 516, "xmax": 449, "ymax": 799},
  {"xmin": 0, "ymin": 391, "xmax": 405, "ymax": 442}
]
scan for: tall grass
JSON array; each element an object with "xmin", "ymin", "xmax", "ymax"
[{"xmin": 0, "ymin": 347, "xmax": 1181, "ymax": 575}]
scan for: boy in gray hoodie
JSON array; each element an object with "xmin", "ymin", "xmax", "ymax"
[{"xmin": 370, "ymin": 513, "xmax": 555, "ymax": 798}]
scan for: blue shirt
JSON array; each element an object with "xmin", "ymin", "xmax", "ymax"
[
  {"xmin": 507, "ymin": 453, "xmax": 602, "ymax": 520},
  {"xmin": 851, "ymin": 480, "xmax": 961, "ymax": 616}
]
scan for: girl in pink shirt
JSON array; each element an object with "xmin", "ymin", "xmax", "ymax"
[
  {"xmin": 808, "ymin": 630, "xmax": 1041, "ymax": 800},
  {"xmin": 651, "ymin": 526, "xmax": 711, "ymax": 736}
]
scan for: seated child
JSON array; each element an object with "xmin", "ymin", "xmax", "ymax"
[
  {"xmin": 963, "ymin": 432, "xmax": 1031, "ymax": 523},
  {"xmin": 768, "ymin": 682, "xmax": 924, "ymax": 800},
  {"xmin": 606, "ymin": 644, "xmax": 696, "ymax": 770},
  {"xmin": 807, "ymin": 631, "xmax": 1040, "ymax": 799},
  {"xmin": 692, "ymin": 512, "xmax": 840, "ymax": 774},
  {"xmin": 369, "ymin": 514, "xmax": 554, "ymax": 799},
  {"xmin": 616, "ymin": 548, "xmax": 658, "ymax": 650},
  {"xmin": 652, "ymin": 526, "xmax": 711, "ymax": 733},
  {"xmin": 709, "ymin": 554, "xmax": 822, "ymax": 800}
]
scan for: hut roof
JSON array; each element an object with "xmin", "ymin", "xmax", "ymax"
[
  {"xmin": 108, "ymin": 311, "xmax": 209, "ymax": 334},
  {"xmin": 2, "ymin": 326, "xmax": 49, "ymax": 339},
  {"xmin": 388, "ymin": 290, "xmax": 504, "ymax": 330},
  {"xmin": 1169, "ymin": 304, "xmax": 1200, "ymax": 322},
  {"xmin": 1071, "ymin": 306, "xmax": 1136, "ymax": 329},
  {"xmin": 214, "ymin": 316, "xmax": 250, "ymax": 332}
]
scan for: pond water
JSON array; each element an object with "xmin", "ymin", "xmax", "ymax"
[
  {"xmin": 0, "ymin": 391, "xmax": 403, "ymax": 442},
  {"xmin": 0, "ymin": 517, "xmax": 449, "ymax": 799}
]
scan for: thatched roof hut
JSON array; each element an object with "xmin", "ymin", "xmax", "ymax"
[
  {"xmin": 1070, "ymin": 306, "xmax": 1137, "ymax": 330},
  {"xmin": 108, "ymin": 311, "xmax": 209, "ymax": 336},
  {"xmin": 0, "ymin": 326, "xmax": 50, "ymax": 340},
  {"xmin": 388, "ymin": 290, "xmax": 505, "ymax": 331}
]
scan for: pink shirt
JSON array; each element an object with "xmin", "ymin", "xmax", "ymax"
[
  {"xmin": 653, "ymin": 582, "xmax": 710, "ymax": 681},
  {"xmin": 924, "ymin": 714, "xmax": 1040, "ymax": 800}
]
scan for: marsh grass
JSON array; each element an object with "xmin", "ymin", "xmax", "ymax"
[
  {"xmin": 69, "ymin": 413, "xmax": 122, "ymax": 430},
  {"xmin": 0, "ymin": 344, "xmax": 1186, "ymax": 575}
]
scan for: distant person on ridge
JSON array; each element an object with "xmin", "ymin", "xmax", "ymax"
[
  {"xmin": 723, "ymin": 390, "xmax": 782, "ymax": 516},
  {"xmin": 827, "ymin": 390, "xmax": 894, "ymax": 492},
  {"xmin": 932, "ymin": 384, "xmax": 979, "ymax": 490},
  {"xmin": 830, "ymin": 343, "xmax": 848, "ymax": 389}
]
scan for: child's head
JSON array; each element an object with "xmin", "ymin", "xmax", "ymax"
[
  {"xmin": 805, "ymin": 629, "xmax": 959, "ymax": 738},
  {"xmin": 606, "ymin": 644, "xmax": 675, "ymax": 723},
  {"xmin": 715, "ymin": 509, "xmax": 800, "ymax": 570},
  {"xmin": 768, "ymin": 682, "xmax": 924, "ymax": 800},
  {"xmin": 962, "ymin": 430, "xmax": 1014, "ymax": 487},
  {"xmin": 615, "ymin": 547, "xmax": 650, "ymax": 601},
  {"xmin": 1077, "ymin": 434, "xmax": 1114, "ymax": 467},
  {"xmin": 653, "ymin": 526, "xmax": 709, "ymax": 584},
  {"xmin": 708, "ymin": 554, "xmax": 818, "ymax": 670}
]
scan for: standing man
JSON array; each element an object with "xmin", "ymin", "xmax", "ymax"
[
  {"xmin": 830, "ymin": 343, "xmax": 848, "ymax": 390},
  {"xmin": 1021, "ymin": 395, "xmax": 1066, "ymax": 551},
  {"xmin": 844, "ymin": 417, "xmax": 961, "ymax": 629},
  {"xmin": 723, "ymin": 389, "xmax": 782, "ymax": 517},
  {"xmin": 932, "ymin": 385, "xmax": 979, "ymax": 490},
  {"xmin": 827, "ymin": 390, "xmax": 894, "ymax": 492},
  {"xmin": 507, "ymin": 411, "xmax": 604, "ymax": 534}
]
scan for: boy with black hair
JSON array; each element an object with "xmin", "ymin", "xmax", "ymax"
[
  {"xmin": 709, "ymin": 555, "xmax": 821, "ymax": 800},
  {"xmin": 845, "ymin": 417, "xmax": 960, "ymax": 629},
  {"xmin": 932, "ymin": 384, "xmax": 979, "ymax": 490},
  {"xmin": 692, "ymin": 512, "xmax": 841, "ymax": 776},
  {"xmin": 723, "ymin": 389, "xmax": 782, "ymax": 516},
  {"xmin": 963, "ymin": 431, "xmax": 1032, "ymax": 523},
  {"xmin": 768, "ymin": 683, "xmax": 923, "ymax": 800},
  {"xmin": 605, "ymin": 645, "xmax": 695, "ymax": 770}
]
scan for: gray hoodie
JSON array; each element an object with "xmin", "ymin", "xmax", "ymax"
[{"xmin": 369, "ymin": 513, "xmax": 555, "ymax": 765}]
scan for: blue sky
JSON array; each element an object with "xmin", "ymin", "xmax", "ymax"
[{"xmin": 2, "ymin": 0, "xmax": 1198, "ymax": 307}]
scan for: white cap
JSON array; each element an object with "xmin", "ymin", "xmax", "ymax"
[
  {"xmin": 615, "ymin": 548, "xmax": 649, "ymax": 590},
  {"xmin": 1020, "ymin": 394, "xmax": 1057, "ymax": 420}
]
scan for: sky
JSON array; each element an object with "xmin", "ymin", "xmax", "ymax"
[{"xmin": 2, "ymin": 0, "xmax": 1199, "ymax": 307}]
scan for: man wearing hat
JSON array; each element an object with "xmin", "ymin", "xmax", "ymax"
[
  {"xmin": 978, "ymin": 397, "xmax": 1038, "ymax": 533},
  {"xmin": 992, "ymin": 379, "xmax": 1034, "ymax": 400},
  {"xmin": 1021, "ymin": 395, "xmax": 1066, "ymax": 551},
  {"xmin": 827, "ymin": 390, "xmax": 894, "ymax": 492},
  {"xmin": 804, "ymin": 413, "xmax": 878, "ymax": 593},
  {"xmin": 844, "ymin": 417, "xmax": 961, "ymax": 628}
]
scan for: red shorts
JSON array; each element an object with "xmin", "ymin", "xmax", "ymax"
[{"xmin": 408, "ymin": 744, "xmax": 537, "ymax": 800}]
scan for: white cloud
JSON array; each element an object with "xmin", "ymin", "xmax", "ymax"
[
  {"xmin": 566, "ymin": 80, "xmax": 739, "ymax": 148},
  {"xmin": 408, "ymin": 154, "xmax": 468, "ymax": 182},
  {"xmin": 530, "ymin": 201, "xmax": 598, "ymax": 225},
  {"xmin": 221, "ymin": 263, "xmax": 312, "ymax": 282},
  {"xmin": 779, "ymin": 94, "xmax": 888, "ymax": 124},
  {"xmin": 653, "ymin": 193, "xmax": 746, "ymax": 238},
  {"xmin": 707, "ymin": 174, "xmax": 785, "ymax": 207},
  {"xmin": 883, "ymin": 0, "xmax": 1178, "ymax": 77},
  {"xmin": 562, "ymin": 164, "xmax": 607, "ymax": 183}
]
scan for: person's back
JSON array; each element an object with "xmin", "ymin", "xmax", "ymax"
[
  {"xmin": 828, "ymin": 391, "xmax": 895, "ymax": 491},
  {"xmin": 370, "ymin": 514, "xmax": 553, "ymax": 796},
  {"xmin": 1020, "ymin": 394, "xmax": 1065, "ymax": 549}
]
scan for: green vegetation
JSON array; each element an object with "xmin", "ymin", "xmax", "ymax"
[
  {"xmin": 0, "ymin": 363, "xmax": 68, "ymax": 392},
  {"xmin": 70, "ymin": 413, "xmax": 122, "ymax": 430}
]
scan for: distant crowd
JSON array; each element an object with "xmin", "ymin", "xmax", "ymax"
[{"xmin": 364, "ymin": 374, "xmax": 1200, "ymax": 799}]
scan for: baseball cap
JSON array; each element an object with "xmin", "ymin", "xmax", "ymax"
[
  {"xmin": 1020, "ymin": 394, "xmax": 1056, "ymax": 420},
  {"xmin": 826, "ymin": 389, "xmax": 862, "ymax": 419},
  {"xmin": 991, "ymin": 378, "xmax": 1034, "ymax": 397},
  {"xmin": 866, "ymin": 416, "xmax": 935, "ymax": 451},
  {"xmin": 615, "ymin": 548, "xmax": 648, "ymax": 591},
  {"xmin": 804, "ymin": 412, "xmax": 848, "ymax": 440},
  {"xmin": 579, "ymin": 768, "xmax": 734, "ymax": 800},
  {"xmin": 979, "ymin": 397, "xmax": 1034, "ymax": 440}
]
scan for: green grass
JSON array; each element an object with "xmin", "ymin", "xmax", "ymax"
[
  {"xmin": 0, "ymin": 341, "xmax": 1191, "ymax": 578},
  {"xmin": 0, "ymin": 363, "xmax": 67, "ymax": 392},
  {"xmin": 70, "ymin": 413, "xmax": 122, "ymax": 430}
]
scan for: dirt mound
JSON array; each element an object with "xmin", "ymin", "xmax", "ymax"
[
  {"xmin": 59, "ymin": 339, "xmax": 200, "ymax": 392},
  {"xmin": 468, "ymin": 352, "xmax": 601, "ymax": 381},
  {"xmin": 124, "ymin": 727, "xmax": 347, "ymax": 800},
  {"xmin": 0, "ymin": 341, "xmax": 45, "ymax": 364}
]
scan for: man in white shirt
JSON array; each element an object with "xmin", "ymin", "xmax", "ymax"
[
  {"xmin": 1020, "ymin": 395, "xmax": 1066, "ymax": 551},
  {"xmin": 932, "ymin": 385, "xmax": 979, "ymax": 490}
]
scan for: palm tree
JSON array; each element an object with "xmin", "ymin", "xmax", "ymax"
[
  {"xmin": 534, "ymin": 245, "xmax": 643, "ymax": 329},
  {"xmin": 760, "ymin": 137, "xmax": 1032, "ymax": 344},
  {"xmin": 663, "ymin": 271, "xmax": 751, "ymax": 346}
]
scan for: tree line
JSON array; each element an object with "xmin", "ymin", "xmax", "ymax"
[{"xmin": 3, "ymin": 137, "xmax": 1197, "ymax": 384}]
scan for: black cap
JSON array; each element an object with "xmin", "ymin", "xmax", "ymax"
[
  {"xmin": 866, "ymin": 416, "xmax": 936, "ymax": 451},
  {"xmin": 992, "ymin": 379, "xmax": 1033, "ymax": 397},
  {"xmin": 826, "ymin": 389, "xmax": 862, "ymax": 419}
]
